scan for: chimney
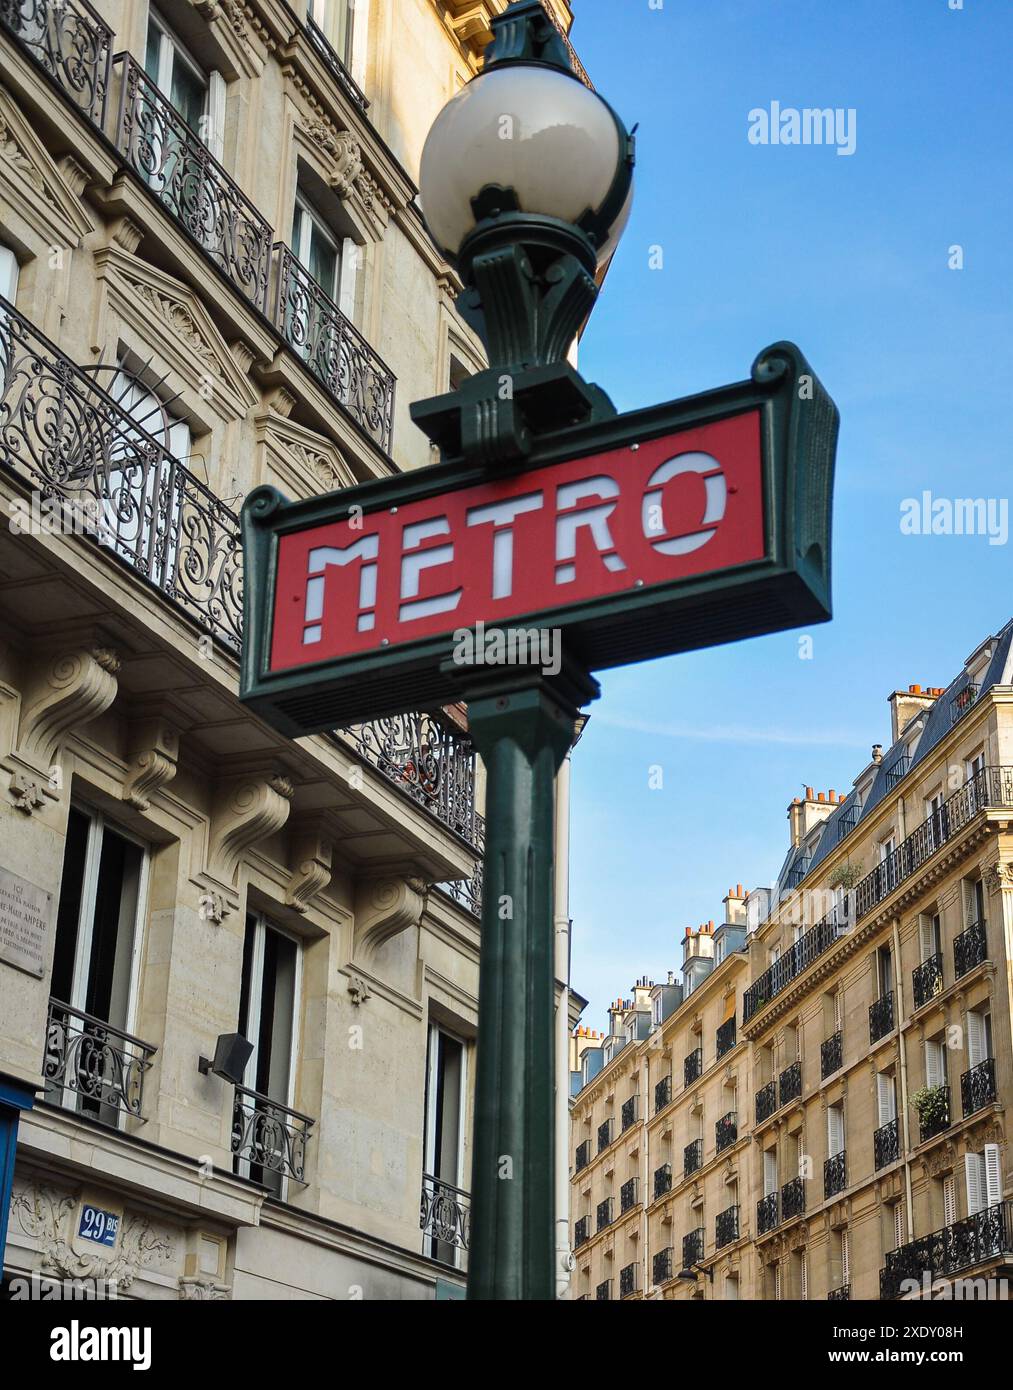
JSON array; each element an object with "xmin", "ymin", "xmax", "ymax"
[
  {"xmin": 723, "ymin": 884, "xmax": 747, "ymax": 925},
  {"xmin": 788, "ymin": 787, "xmax": 837, "ymax": 845},
  {"xmin": 888, "ymin": 684, "xmax": 938, "ymax": 743}
]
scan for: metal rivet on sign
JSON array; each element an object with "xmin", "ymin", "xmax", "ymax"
[
  {"xmin": 635, "ymin": 579, "xmax": 644, "ymax": 587},
  {"xmin": 390, "ymin": 506, "xmax": 398, "ymax": 514},
  {"xmin": 631, "ymin": 443, "xmax": 639, "ymax": 451},
  {"xmin": 381, "ymin": 638, "xmax": 389, "ymax": 646}
]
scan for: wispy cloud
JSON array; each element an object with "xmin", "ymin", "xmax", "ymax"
[{"xmin": 592, "ymin": 711, "xmax": 868, "ymax": 749}]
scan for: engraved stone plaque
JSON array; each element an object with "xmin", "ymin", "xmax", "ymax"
[{"xmin": 0, "ymin": 868, "xmax": 53, "ymax": 978}]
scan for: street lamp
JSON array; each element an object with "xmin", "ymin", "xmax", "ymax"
[
  {"xmin": 413, "ymin": 0, "xmax": 636, "ymax": 465},
  {"xmin": 678, "ymin": 1262, "xmax": 714, "ymax": 1284}
]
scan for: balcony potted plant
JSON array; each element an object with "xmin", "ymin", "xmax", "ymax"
[{"xmin": 909, "ymin": 1084, "xmax": 948, "ymax": 1134}]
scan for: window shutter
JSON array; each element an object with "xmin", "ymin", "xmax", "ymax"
[
  {"xmin": 984, "ymin": 1144, "xmax": 1003, "ymax": 1207},
  {"xmin": 828, "ymin": 1105, "xmax": 844, "ymax": 1157},
  {"xmin": 877, "ymin": 1074, "xmax": 896, "ymax": 1126},
  {"xmin": 966, "ymin": 1011, "xmax": 986, "ymax": 1069},
  {"xmin": 964, "ymin": 1153, "xmax": 985, "ymax": 1217},
  {"xmin": 919, "ymin": 915, "xmax": 936, "ymax": 962},
  {"xmin": 841, "ymin": 1230, "xmax": 850, "ymax": 1284},
  {"xmin": 943, "ymin": 1174, "xmax": 957, "ymax": 1227},
  {"xmin": 774, "ymin": 1262, "xmax": 781, "ymax": 1301},
  {"xmin": 800, "ymin": 1251, "xmax": 808, "ymax": 1301},
  {"xmin": 925, "ymin": 1039, "xmax": 945, "ymax": 1088},
  {"xmin": 207, "ymin": 70, "xmax": 226, "ymax": 162},
  {"xmin": 764, "ymin": 1148, "xmax": 778, "ymax": 1197},
  {"xmin": 893, "ymin": 1203, "xmax": 904, "ymax": 1250},
  {"xmin": 834, "ymin": 989, "xmax": 843, "ymax": 1031},
  {"xmin": 0, "ymin": 245, "xmax": 18, "ymax": 303}
]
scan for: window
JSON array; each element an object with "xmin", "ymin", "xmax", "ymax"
[
  {"xmin": 827, "ymin": 1103, "xmax": 845, "ymax": 1158},
  {"xmin": 0, "ymin": 242, "xmax": 18, "ymax": 304},
  {"xmin": 724, "ymin": 1273, "xmax": 739, "ymax": 1300},
  {"xmin": 763, "ymin": 1147, "xmax": 778, "ymax": 1196},
  {"xmin": 424, "ymin": 1025, "xmax": 467, "ymax": 1265},
  {"xmin": 964, "ymin": 1145, "xmax": 1002, "ymax": 1217},
  {"xmin": 293, "ymin": 194, "xmax": 341, "ymax": 302},
  {"xmin": 145, "ymin": 11, "xmax": 223, "ymax": 153},
  {"xmin": 966, "ymin": 751, "xmax": 985, "ymax": 781},
  {"xmin": 876, "ymin": 1072, "xmax": 896, "ymax": 1126},
  {"xmin": 966, "ymin": 1008, "xmax": 993, "ymax": 1067},
  {"xmin": 919, "ymin": 912, "xmax": 942, "ymax": 961},
  {"xmin": 308, "ymin": 0, "xmax": 356, "ymax": 69},
  {"xmin": 877, "ymin": 944, "xmax": 893, "ymax": 997},
  {"xmin": 962, "ymin": 876, "xmax": 986, "ymax": 929},
  {"xmin": 925, "ymin": 1036, "xmax": 946, "ymax": 1088}
]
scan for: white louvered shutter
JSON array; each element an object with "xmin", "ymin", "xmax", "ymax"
[
  {"xmin": 841, "ymin": 1230, "xmax": 850, "ymax": 1285},
  {"xmin": 966, "ymin": 1011, "xmax": 986, "ymax": 1069},
  {"xmin": 964, "ymin": 1153, "xmax": 985, "ymax": 1217},
  {"xmin": 207, "ymin": 71, "xmax": 226, "ymax": 162},
  {"xmin": 893, "ymin": 1203, "xmax": 904, "ymax": 1250},
  {"xmin": 834, "ymin": 989, "xmax": 843, "ymax": 1031},
  {"xmin": 774, "ymin": 1262, "xmax": 782, "ymax": 1300},
  {"xmin": 943, "ymin": 1174, "xmax": 957, "ymax": 1227},
  {"xmin": 919, "ymin": 915, "xmax": 935, "ymax": 961},
  {"xmin": 877, "ymin": 1073, "xmax": 896, "ymax": 1125},
  {"xmin": 925, "ymin": 1039, "xmax": 945, "ymax": 1088},
  {"xmin": 828, "ymin": 1105, "xmax": 844, "ymax": 1157},
  {"xmin": 984, "ymin": 1144, "xmax": 1003, "ymax": 1207},
  {"xmin": 764, "ymin": 1148, "xmax": 778, "ymax": 1197},
  {"xmin": 800, "ymin": 1251, "xmax": 808, "ymax": 1301}
]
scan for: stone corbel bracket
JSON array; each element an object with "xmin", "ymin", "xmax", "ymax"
[
  {"xmin": 352, "ymin": 875, "xmax": 428, "ymax": 964},
  {"xmin": 285, "ymin": 823, "xmax": 333, "ymax": 914},
  {"xmin": 123, "ymin": 716, "xmax": 180, "ymax": 811},
  {"xmin": 206, "ymin": 773, "xmax": 294, "ymax": 888},
  {"xmin": 11, "ymin": 646, "xmax": 120, "ymax": 795}
]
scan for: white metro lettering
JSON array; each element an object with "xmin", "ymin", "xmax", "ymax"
[{"xmin": 641, "ymin": 451, "xmax": 726, "ymax": 555}]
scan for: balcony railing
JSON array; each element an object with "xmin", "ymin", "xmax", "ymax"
[
  {"xmin": 575, "ymin": 1139, "xmax": 590, "ymax": 1173},
  {"xmin": 231, "ymin": 1084, "xmax": 314, "ymax": 1183},
  {"xmin": 912, "ymin": 953, "xmax": 944, "ymax": 1010},
  {"xmin": 654, "ymin": 1074, "xmax": 672, "ymax": 1113},
  {"xmin": 869, "ymin": 990, "xmax": 895, "ymax": 1043},
  {"xmin": 950, "ymin": 683, "xmax": 979, "ymax": 725},
  {"xmin": 621, "ymin": 1094, "xmax": 638, "ymax": 1132},
  {"xmin": 682, "ymin": 1227, "xmax": 704, "ymax": 1269},
  {"xmin": 574, "ymin": 1215, "xmax": 589, "ymax": 1248},
  {"xmin": 43, "ymin": 999, "xmax": 155, "ymax": 1120},
  {"xmin": 342, "ymin": 714, "xmax": 478, "ymax": 844},
  {"xmin": 597, "ymin": 1118, "xmax": 613, "ymax": 1153},
  {"xmin": 837, "ymin": 803, "xmax": 860, "ymax": 841},
  {"xmin": 918, "ymin": 1086, "xmax": 951, "ymax": 1143},
  {"xmin": 683, "ymin": 1139, "xmax": 702, "ymax": 1178},
  {"xmin": 786, "ymin": 856, "xmax": 811, "ymax": 889},
  {"xmin": 595, "ymin": 1278, "xmax": 611, "ymax": 1301},
  {"xmin": 881, "ymin": 1201, "xmax": 1013, "ymax": 1299},
  {"xmin": 716, "ymin": 1017, "xmax": 736, "ymax": 1058},
  {"xmin": 274, "ymin": 244, "xmax": 395, "ymax": 451},
  {"xmin": 420, "ymin": 1174, "xmax": 470, "ymax": 1259},
  {"xmin": 620, "ymin": 1177, "xmax": 639, "ymax": 1213},
  {"xmin": 828, "ymin": 1283, "xmax": 851, "ymax": 1301},
  {"xmin": 779, "ymin": 1059, "xmax": 802, "ymax": 1107},
  {"xmin": 874, "ymin": 1117, "xmax": 899, "ymax": 1170},
  {"xmin": 755, "ymin": 1080, "xmax": 777, "ymax": 1125},
  {"xmin": 620, "ymin": 1262, "xmax": 639, "ymax": 1297},
  {"xmin": 114, "ymin": 55, "xmax": 272, "ymax": 311},
  {"xmin": 715, "ymin": 1111, "xmax": 737, "ymax": 1153},
  {"xmin": 954, "ymin": 919, "xmax": 987, "ymax": 979},
  {"xmin": 715, "ymin": 1204, "xmax": 739, "ymax": 1249},
  {"xmin": 961, "ymin": 1057, "xmax": 997, "ymax": 1117},
  {"xmin": 596, "ymin": 1197, "xmax": 613, "ymax": 1232},
  {"xmin": 684, "ymin": 1047, "xmax": 703, "ymax": 1086},
  {"xmin": 306, "ymin": 17, "xmax": 369, "ymax": 111},
  {"xmin": 824, "ymin": 1150, "xmax": 846, "ymax": 1199},
  {"xmin": 653, "ymin": 1162, "xmax": 673, "ymax": 1199},
  {"xmin": 781, "ymin": 1176, "xmax": 805, "ymax": 1220},
  {"xmin": 821, "ymin": 1030, "xmax": 843, "ymax": 1079},
  {"xmin": 744, "ymin": 912, "xmax": 850, "ymax": 1021},
  {"xmin": 885, "ymin": 753, "xmax": 911, "ymax": 789},
  {"xmin": 652, "ymin": 1247, "xmax": 673, "ymax": 1285},
  {"xmin": 0, "ymin": 0, "xmax": 111, "ymax": 123},
  {"xmin": 757, "ymin": 1191, "xmax": 779, "ymax": 1235}
]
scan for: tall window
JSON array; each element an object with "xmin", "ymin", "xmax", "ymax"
[
  {"xmin": 0, "ymin": 242, "xmax": 18, "ymax": 304},
  {"xmin": 964, "ymin": 1145, "xmax": 1002, "ymax": 1217},
  {"xmin": 966, "ymin": 1008, "xmax": 993, "ymax": 1068},
  {"xmin": 919, "ymin": 912, "xmax": 942, "ymax": 962},
  {"xmin": 925, "ymin": 1035, "xmax": 947, "ymax": 1089},
  {"xmin": 827, "ymin": 1103, "xmax": 845, "ymax": 1158},
  {"xmin": 145, "ymin": 11, "xmax": 224, "ymax": 154},
  {"xmin": 423, "ymin": 1024, "xmax": 467, "ymax": 1265},
  {"xmin": 293, "ymin": 194, "xmax": 341, "ymax": 302},
  {"xmin": 876, "ymin": 1072, "xmax": 896, "ymax": 1127},
  {"xmin": 877, "ymin": 944, "xmax": 893, "ymax": 997},
  {"xmin": 308, "ymin": 0, "xmax": 356, "ymax": 69}
]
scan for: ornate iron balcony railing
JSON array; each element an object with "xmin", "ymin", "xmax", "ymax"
[
  {"xmin": 652, "ymin": 1247, "xmax": 673, "ymax": 1286},
  {"xmin": 918, "ymin": 1085, "xmax": 950, "ymax": 1144},
  {"xmin": 574, "ymin": 1215, "xmax": 589, "ymax": 1248},
  {"xmin": 950, "ymin": 683, "xmax": 979, "ymax": 725},
  {"xmin": 824, "ymin": 1149, "xmax": 846, "ymax": 1199},
  {"xmin": 653, "ymin": 1162, "xmax": 672, "ymax": 1199},
  {"xmin": 682, "ymin": 1227, "xmax": 704, "ymax": 1269},
  {"xmin": 880, "ymin": 1201, "xmax": 1013, "ymax": 1299},
  {"xmin": 781, "ymin": 1175, "xmax": 805, "ymax": 1220},
  {"xmin": 114, "ymin": 55, "xmax": 272, "ymax": 312},
  {"xmin": 757, "ymin": 1191, "xmax": 779, "ymax": 1235},
  {"xmin": 43, "ymin": 998, "xmax": 155, "ymax": 1120},
  {"xmin": 684, "ymin": 1047, "xmax": 703, "ymax": 1086},
  {"xmin": 961, "ymin": 1057, "xmax": 997, "ymax": 1118},
  {"xmin": 654, "ymin": 1074, "xmax": 672, "ymax": 1113},
  {"xmin": 274, "ymin": 244, "xmax": 395, "ymax": 451},
  {"xmin": 954, "ymin": 919, "xmax": 987, "ymax": 979},
  {"xmin": 420, "ymin": 1174, "xmax": 470, "ymax": 1255},
  {"xmin": 755, "ymin": 1080, "xmax": 777, "ymax": 1125},
  {"xmin": 597, "ymin": 1117, "xmax": 613, "ymax": 1153},
  {"xmin": 231, "ymin": 1084, "xmax": 314, "ymax": 1183},
  {"xmin": 869, "ymin": 990, "xmax": 895, "ymax": 1043},
  {"xmin": 306, "ymin": 17, "xmax": 369, "ymax": 110},
  {"xmin": 885, "ymin": 753, "xmax": 911, "ymax": 789},
  {"xmin": 1, "ymin": 0, "xmax": 111, "ymax": 122},
  {"xmin": 683, "ymin": 1139, "xmax": 702, "ymax": 1178},
  {"xmin": 828, "ymin": 1283, "xmax": 851, "ymax": 1301},
  {"xmin": 821, "ymin": 1030, "xmax": 843, "ymax": 1079},
  {"xmin": 619, "ymin": 1262, "xmax": 638, "ymax": 1297},
  {"xmin": 596, "ymin": 1197, "xmax": 613, "ymax": 1233},
  {"xmin": 716, "ymin": 1016, "xmax": 736, "ymax": 1058},
  {"xmin": 620, "ymin": 1177, "xmax": 639, "ymax": 1214},
  {"xmin": 575, "ymin": 1139, "xmax": 590, "ymax": 1173},
  {"xmin": 837, "ymin": 803, "xmax": 860, "ymax": 841},
  {"xmin": 438, "ymin": 812, "xmax": 484, "ymax": 915},
  {"xmin": 874, "ymin": 1117, "xmax": 899, "ymax": 1170},
  {"xmin": 595, "ymin": 1278, "xmax": 611, "ymax": 1301},
  {"xmin": 779, "ymin": 1059, "xmax": 802, "ymax": 1107},
  {"xmin": 744, "ymin": 912, "xmax": 850, "ymax": 1021},
  {"xmin": 621, "ymin": 1094, "xmax": 638, "ymax": 1132},
  {"xmin": 912, "ymin": 953, "xmax": 944, "ymax": 1010},
  {"xmin": 786, "ymin": 856, "xmax": 811, "ymax": 889},
  {"xmin": 715, "ymin": 1204, "xmax": 739, "ymax": 1249},
  {"xmin": 715, "ymin": 1110, "xmax": 737, "ymax": 1153}
]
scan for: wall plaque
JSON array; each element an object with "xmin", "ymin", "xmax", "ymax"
[{"xmin": 0, "ymin": 867, "xmax": 53, "ymax": 978}]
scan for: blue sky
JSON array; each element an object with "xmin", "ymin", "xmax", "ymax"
[{"xmin": 567, "ymin": 0, "xmax": 1013, "ymax": 1027}]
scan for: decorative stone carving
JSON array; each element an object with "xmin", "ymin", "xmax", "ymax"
[
  {"xmin": 16, "ymin": 647, "xmax": 119, "ymax": 774},
  {"xmin": 133, "ymin": 283, "xmax": 224, "ymax": 378},
  {"xmin": 179, "ymin": 1274, "xmax": 231, "ymax": 1299},
  {"xmin": 985, "ymin": 863, "xmax": 1013, "ymax": 892},
  {"xmin": 123, "ymin": 718, "xmax": 180, "ymax": 811},
  {"xmin": 9, "ymin": 771, "xmax": 45, "ymax": 815},
  {"xmin": 198, "ymin": 891, "xmax": 232, "ymax": 926},
  {"xmin": 285, "ymin": 826, "xmax": 332, "ymax": 913},
  {"xmin": 346, "ymin": 973, "xmax": 371, "ymax": 1006},
  {"xmin": 11, "ymin": 1182, "xmax": 175, "ymax": 1290},
  {"xmin": 207, "ymin": 774, "xmax": 294, "ymax": 885},
  {"xmin": 352, "ymin": 875, "xmax": 427, "ymax": 961},
  {"xmin": 923, "ymin": 1140, "xmax": 957, "ymax": 1177}
]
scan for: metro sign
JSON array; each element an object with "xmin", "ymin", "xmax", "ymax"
[{"xmin": 241, "ymin": 342, "xmax": 837, "ymax": 734}]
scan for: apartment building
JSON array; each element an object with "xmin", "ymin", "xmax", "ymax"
[
  {"xmin": 570, "ymin": 620, "xmax": 1013, "ymax": 1300},
  {"xmin": 0, "ymin": 0, "xmax": 584, "ymax": 1300}
]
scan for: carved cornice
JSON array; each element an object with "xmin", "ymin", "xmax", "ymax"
[
  {"xmin": 353, "ymin": 875, "xmax": 427, "ymax": 962},
  {"xmin": 123, "ymin": 717, "xmax": 180, "ymax": 811},
  {"xmin": 0, "ymin": 92, "xmax": 95, "ymax": 246},
  {"xmin": 206, "ymin": 773, "xmax": 294, "ymax": 886},
  {"xmin": 285, "ymin": 824, "xmax": 332, "ymax": 913},
  {"xmin": 14, "ymin": 646, "xmax": 120, "ymax": 778}
]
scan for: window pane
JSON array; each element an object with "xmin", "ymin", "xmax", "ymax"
[
  {"xmin": 86, "ymin": 827, "xmax": 142, "ymax": 1031},
  {"xmin": 171, "ymin": 59, "xmax": 207, "ymax": 136},
  {"xmin": 52, "ymin": 806, "xmax": 90, "ymax": 1004}
]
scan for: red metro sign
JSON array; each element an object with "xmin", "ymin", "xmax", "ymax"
[{"xmin": 241, "ymin": 342, "xmax": 837, "ymax": 734}]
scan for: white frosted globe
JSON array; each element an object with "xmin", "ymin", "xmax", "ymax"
[{"xmin": 420, "ymin": 65, "xmax": 629, "ymax": 265}]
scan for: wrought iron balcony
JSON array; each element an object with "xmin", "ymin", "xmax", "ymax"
[
  {"xmin": 620, "ymin": 1177, "xmax": 639, "ymax": 1213},
  {"xmin": 574, "ymin": 1215, "xmax": 589, "ymax": 1248},
  {"xmin": 885, "ymin": 753, "xmax": 911, "ymax": 789},
  {"xmin": 575, "ymin": 1138, "xmax": 590, "ymax": 1173},
  {"xmin": 439, "ymin": 811, "xmax": 484, "ymax": 915},
  {"xmin": 684, "ymin": 1046, "xmax": 703, "ymax": 1086},
  {"xmin": 912, "ymin": 953, "xmax": 944, "ymax": 1010},
  {"xmin": 757, "ymin": 1191, "xmax": 779, "ymax": 1235},
  {"xmin": 306, "ymin": 17, "xmax": 369, "ymax": 111},
  {"xmin": 779, "ymin": 1059, "xmax": 802, "ymax": 1107},
  {"xmin": 837, "ymin": 803, "xmax": 860, "ymax": 841},
  {"xmin": 621, "ymin": 1094, "xmax": 638, "ymax": 1131},
  {"xmin": 715, "ymin": 1110, "xmax": 737, "ymax": 1153},
  {"xmin": 787, "ymin": 856, "xmax": 811, "ymax": 889},
  {"xmin": 824, "ymin": 1150, "xmax": 846, "ymax": 1199},
  {"xmin": 874, "ymin": 1117, "xmax": 899, "ymax": 1170},
  {"xmin": 682, "ymin": 1227, "xmax": 704, "ymax": 1269},
  {"xmin": 596, "ymin": 1197, "xmax": 613, "ymax": 1232},
  {"xmin": 755, "ymin": 1080, "xmax": 777, "ymax": 1125},
  {"xmin": 683, "ymin": 1139, "xmax": 702, "ymax": 1178},
  {"xmin": 653, "ymin": 1162, "xmax": 673, "ymax": 1199},
  {"xmin": 652, "ymin": 1247, "xmax": 673, "ymax": 1286},
  {"xmin": 828, "ymin": 1283, "xmax": 851, "ymax": 1301},
  {"xmin": 781, "ymin": 1176, "xmax": 805, "ymax": 1220},
  {"xmin": 881, "ymin": 1201, "xmax": 1013, "ymax": 1299},
  {"xmin": 114, "ymin": 56, "xmax": 272, "ymax": 312},
  {"xmin": 232, "ymin": 1084, "xmax": 314, "ymax": 1184},
  {"xmin": 595, "ymin": 1278, "xmax": 611, "ymax": 1300},
  {"xmin": 950, "ymin": 683, "xmax": 979, "ymax": 725},
  {"xmin": 43, "ymin": 999, "xmax": 155, "ymax": 1120},
  {"xmin": 654, "ymin": 1073, "xmax": 672, "ymax": 1113},
  {"xmin": 342, "ymin": 714, "xmax": 478, "ymax": 844},
  {"xmin": 869, "ymin": 990, "xmax": 895, "ymax": 1043},
  {"xmin": 743, "ymin": 912, "xmax": 850, "ymax": 1021},
  {"xmin": 420, "ymin": 1174, "xmax": 470, "ymax": 1259},
  {"xmin": 954, "ymin": 919, "xmax": 987, "ymax": 979},
  {"xmin": 716, "ymin": 1016, "xmax": 736, "ymax": 1058},
  {"xmin": 597, "ymin": 1117, "xmax": 613, "ymax": 1153},
  {"xmin": 619, "ymin": 1262, "xmax": 639, "ymax": 1297},
  {"xmin": 274, "ymin": 244, "xmax": 395, "ymax": 451},
  {"xmin": 715, "ymin": 1204, "xmax": 739, "ymax": 1249},
  {"xmin": 961, "ymin": 1057, "xmax": 997, "ymax": 1117},
  {"xmin": 821, "ymin": 1030, "xmax": 843, "ymax": 1079},
  {"xmin": 0, "ymin": 0, "xmax": 110, "ymax": 122},
  {"xmin": 918, "ymin": 1086, "xmax": 950, "ymax": 1143}
]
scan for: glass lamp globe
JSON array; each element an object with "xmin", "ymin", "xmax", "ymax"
[{"xmin": 419, "ymin": 65, "xmax": 633, "ymax": 268}]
